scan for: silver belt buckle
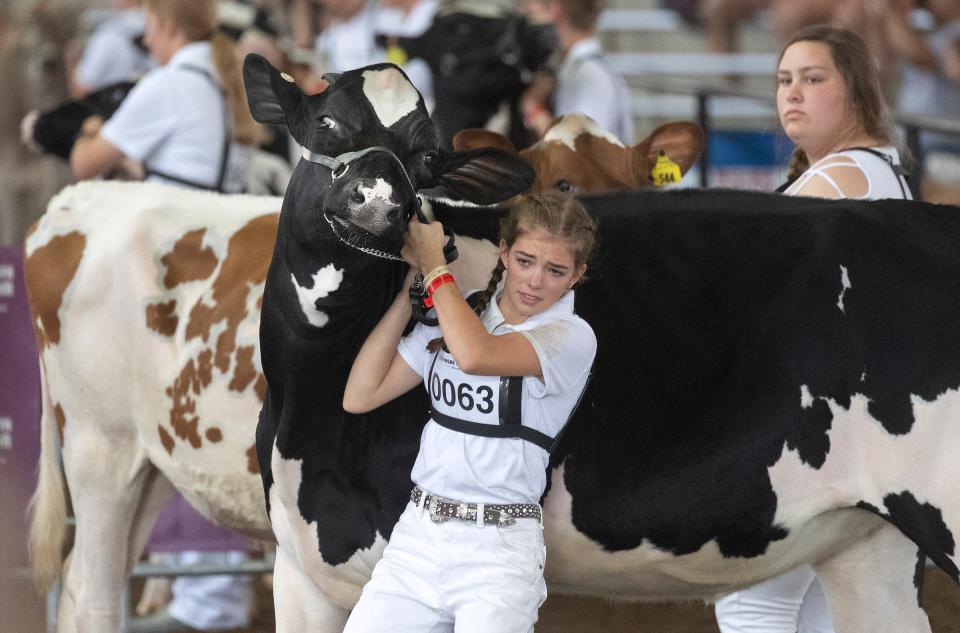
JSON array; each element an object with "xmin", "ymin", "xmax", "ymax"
[{"xmin": 428, "ymin": 496, "xmax": 449, "ymax": 524}]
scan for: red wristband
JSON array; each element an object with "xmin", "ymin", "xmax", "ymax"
[
  {"xmin": 426, "ymin": 273, "xmax": 455, "ymax": 296},
  {"xmin": 422, "ymin": 273, "xmax": 454, "ymax": 309}
]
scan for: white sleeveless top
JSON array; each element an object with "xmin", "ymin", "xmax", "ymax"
[{"xmin": 784, "ymin": 146, "xmax": 912, "ymax": 201}]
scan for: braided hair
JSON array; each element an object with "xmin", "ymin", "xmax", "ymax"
[{"xmin": 427, "ymin": 192, "xmax": 596, "ymax": 352}]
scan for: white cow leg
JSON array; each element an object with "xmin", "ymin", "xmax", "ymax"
[
  {"xmin": 813, "ymin": 516, "xmax": 931, "ymax": 633},
  {"xmin": 273, "ymin": 547, "xmax": 349, "ymax": 633},
  {"xmin": 56, "ymin": 551, "xmax": 79, "ymax": 633},
  {"xmin": 60, "ymin": 432, "xmax": 157, "ymax": 633}
]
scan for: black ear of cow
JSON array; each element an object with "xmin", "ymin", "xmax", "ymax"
[
  {"xmin": 243, "ymin": 54, "xmax": 304, "ymax": 132},
  {"xmin": 426, "ymin": 148, "xmax": 534, "ymax": 205}
]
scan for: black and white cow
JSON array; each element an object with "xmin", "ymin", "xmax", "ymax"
[
  {"xmin": 243, "ymin": 55, "xmax": 534, "ymax": 630},
  {"xmin": 378, "ymin": 4, "xmax": 555, "ymax": 149}
]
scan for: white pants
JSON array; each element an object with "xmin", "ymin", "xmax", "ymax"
[
  {"xmin": 344, "ymin": 501, "xmax": 548, "ymax": 633},
  {"xmin": 164, "ymin": 550, "xmax": 253, "ymax": 630},
  {"xmin": 715, "ymin": 566, "xmax": 835, "ymax": 633}
]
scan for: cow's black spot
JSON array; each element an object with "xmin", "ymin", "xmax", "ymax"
[
  {"xmin": 787, "ymin": 398, "xmax": 832, "ymax": 468},
  {"xmin": 858, "ymin": 492, "xmax": 959, "ymax": 583}
]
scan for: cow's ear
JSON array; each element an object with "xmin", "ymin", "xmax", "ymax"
[
  {"xmin": 451, "ymin": 129, "xmax": 517, "ymax": 154},
  {"xmin": 243, "ymin": 54, "xmax": 308, "ymax": 137},
  {"xmin": 425, "ymin": 148, "xmax": 534, "ymax": 205},
  {"xmin": 634, "ymin": 121, "xmax": 705, "ymax": 179}
]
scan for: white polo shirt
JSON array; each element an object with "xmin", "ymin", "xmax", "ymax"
[
  {"xmin": 398, "ymin": 285, "xmax": 596, "ymax": 505},
  {"xmin": 101, "ymin": 41, "xmax": 248, "ymax": 192},
  {"xmin": 554, "ymin": 37, "xmax": 635, "ymax": 145},
  {"xmin": 75, "ymin": 8, "xmax": 154, "ymax": 90}
]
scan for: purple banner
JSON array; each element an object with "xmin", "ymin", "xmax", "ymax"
[{"xmin": 0, "ymin": 247, "xmax": 41, "ymax": 561}]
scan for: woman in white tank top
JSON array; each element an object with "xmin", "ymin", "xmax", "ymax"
[
  {"xmin": 777, "ymin": 26, "xmax": 912, "ymax": 203},
  {"xmin": 716, "ymin": 25, "xmax": 911, "ymax": 633}
]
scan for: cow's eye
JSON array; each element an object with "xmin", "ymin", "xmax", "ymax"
[
  {"xmin": 423, "ymin": 151, "xmax": 438, "ymax": 165},
  {"xmin": 318, "ymin": 116, "xmax": 337, "ymax": 130},
  {"xmin": 555, "ymin": 179, "xmax": 572, "ymax": 192}
]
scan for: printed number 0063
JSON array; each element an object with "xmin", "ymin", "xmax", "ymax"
[{"xmin": 430, "ymin": 374, "xmax": 494, "ymax": 414}]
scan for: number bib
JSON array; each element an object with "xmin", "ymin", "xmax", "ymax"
[{"xmin": 427, "ymin": 349, "xmax": 556, "ymax": 452}]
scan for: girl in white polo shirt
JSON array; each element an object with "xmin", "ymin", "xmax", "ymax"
[
  {"xmin": 343, "ymin": 192, "xmax": 598, "ymax": 632},
  {"xmin": 70, "ymin": 0, "xmax": 257, "ymax": 193}
]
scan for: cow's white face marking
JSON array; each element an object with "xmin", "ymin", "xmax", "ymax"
[
  {"xmin": 836, "ymin": 265, "xmax": 851, "ymax": 313},
  {"xmin": 362, "ymin": 68, "xmax": 419, "ymax": 128},
  {"xmin": 360, "ymin": 178, "xmax": 395, "ymax": 206},
  {"xmin": 545, "ymin": 114, "xmax": 625, "ymax": 151},
  {"xmin": 291, "ymin": 264, "xmax": 343, "ymax": 327}
]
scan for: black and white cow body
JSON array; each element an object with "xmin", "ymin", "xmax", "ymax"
[
  {"xmin": 258, "ymin": 153, "xmax": 960, "ymax": 632},
  {"xmin": 438, "ymin": 190, "xmax": 960, "ymax": 619},
  {"xmin": 243, "ymin": 56, "xmax": 535, "ymax": 628}
]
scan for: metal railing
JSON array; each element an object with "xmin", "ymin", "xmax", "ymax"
[
  {"xmin": 38, "ymin": 515, "xmax": 274, "ymax": 633},
  {"xmin": 624, "ymin": 74, "xmax": 960, "ymax": 191}
]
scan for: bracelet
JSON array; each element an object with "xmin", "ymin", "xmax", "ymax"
[
  {"xmin": 422, "ymin": 273, "xmax": 455, "ymax": 309},
  {"xmin": 426, "ymin": 272, "xmax": 455, "ymax": 296},
  {"xmin": 422, "ymin": 264, "xmax": 450, "ymax": 289}
]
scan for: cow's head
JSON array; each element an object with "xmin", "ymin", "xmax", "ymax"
[
  {"xmin": 379, "ymin": 6, "xmax": 555, "ymax": 146},
  {"xmin": 454, "ymin": 114, "xmax": 705, "ymax": 194},
  {"xmin": 243, "ymin": 54, "xmax": 533, "ymax": 261}
]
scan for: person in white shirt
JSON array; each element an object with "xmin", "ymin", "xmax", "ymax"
[
  {"xmin": 521, "ymin": 0, "xmax": 635, "ymax": 144},
  {"xmin": 716, "ymin": 25, "xmax": 912, "ymax": 633},
  {"xmin": 341, "ymin": 192, "xmax": 598, "ymax": 632},
  {"xmin": 775, "ymin": 25, "xmax": 912, "ymax": 201},
  {"xmin": 70, "ymin": 0, "xmax": 257, "ymax": 194},
  {"xmin": 72, "ymin": 0, "xmax": 154, "ymax": 97},
  {"xmin": 313, "ymin": 0, "xmax": 437, "ymax": 106}
]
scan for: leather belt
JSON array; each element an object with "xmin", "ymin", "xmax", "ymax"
[{"xmin": 410, "ymin": 486, "xmax": 541, "ymax": 527}]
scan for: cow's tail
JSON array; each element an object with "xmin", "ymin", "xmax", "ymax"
[{"xmin": 28, "ymin": 361, "xmax": 67, "ymax": 592}]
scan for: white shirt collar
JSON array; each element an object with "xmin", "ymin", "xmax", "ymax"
[
  {"xmin": 565, "ymin": 37, "xmax": 603, "ymax": 63},
  {"xmin": 480, "ymin": 280, "xmax": 576, "ymax": 331},
  {"xmin": 168, "ymin": 41, "xmax": 213, "ymax": 69}
]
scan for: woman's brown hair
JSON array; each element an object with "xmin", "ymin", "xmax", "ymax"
[
  {"xmin": 143, "ymin": 0, "xmax": 259, "ymax": 145},
  {"xmin": 427, "ymin": 191, "xmax": 597, "ymax": 352},
  {"xmin": 778, "ymin": 25, "xmax": 895, "ymax": 183}
]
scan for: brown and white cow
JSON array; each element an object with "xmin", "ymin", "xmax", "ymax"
[
  {"xmin": 452, "ymin": 113, "xmax": 704, "ymax": 195},
  {"xmin": 27, "ymin": 182, "xmax": 279, "ymax": 631}
]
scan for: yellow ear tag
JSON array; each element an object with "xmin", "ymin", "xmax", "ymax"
[
  {"xmin": 386, "ymin": 45, "xmax": 408, "ymax": 66},
  {"xmin": 280, "ymin": 72, "xmax": 295, "ymax": 83},
  {"xmin": 651, "ymin": 150, "xmax": 682, "ymax": 187}
]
